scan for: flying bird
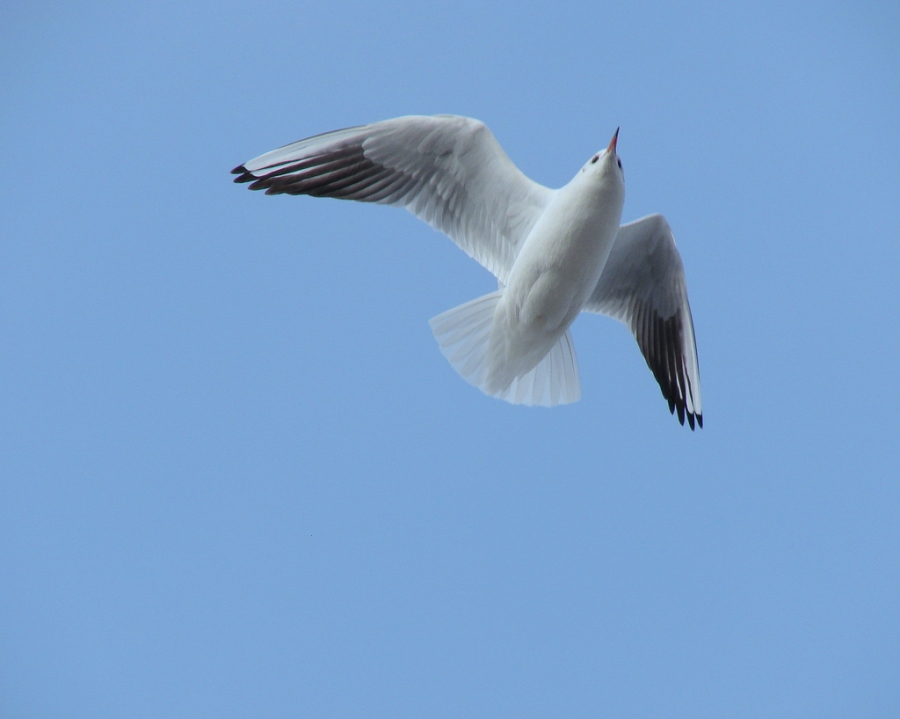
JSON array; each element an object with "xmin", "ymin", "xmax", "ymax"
[{"xmin": 232, "ymin": 115, "xmax": 702, "ymax": 428}]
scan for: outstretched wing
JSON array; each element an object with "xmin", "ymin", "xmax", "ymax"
[
  {"xmin": 232, "ymin": 115, "xmax": 554, "ymax": 283},
  {"xmin": 584, "ymin": 214, "xmax": 703, "ymax": 429}
]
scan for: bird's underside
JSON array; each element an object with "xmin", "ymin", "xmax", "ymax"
[{"xmin": 233, "ymin": 114, "xmax": 702, "ymax": 429}]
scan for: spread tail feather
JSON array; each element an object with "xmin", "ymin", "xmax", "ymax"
[{"xmin": 429, "ymin": 292, "xmax": 581, "ymax": 407}]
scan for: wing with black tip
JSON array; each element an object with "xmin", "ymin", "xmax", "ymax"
[
  {"xmin": 232, "ymin": 115, "xmax": 554, "ymax": 283},
  {"xmin": 584, "ymin": 214, "xmax": 703, "ymax": 429}
]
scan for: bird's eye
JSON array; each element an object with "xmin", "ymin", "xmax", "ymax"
[
  {"xmin": 591, "ymin": 155, "xmax": 599, "ymax": 164},
  {"xmin": 616, "ymin": 158, "xmax": 622, "ymax": 169}
]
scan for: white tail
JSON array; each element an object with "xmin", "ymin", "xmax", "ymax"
[{"xmin": 429, "ymin": 292, "xmax": 581, "ymax": 407}]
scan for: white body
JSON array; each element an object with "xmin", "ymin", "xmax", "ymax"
[{"xmin": 486, "ymin": 157, "xmax": 624, "ymax": 393}]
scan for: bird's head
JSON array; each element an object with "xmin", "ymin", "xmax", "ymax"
[{"xmin": 581, "ymin": 128, "xmax": 624, "ymax": 184}]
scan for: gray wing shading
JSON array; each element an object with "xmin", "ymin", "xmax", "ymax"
[
  {"xmin": 232, "ymin": 115, "xmax": 554, "ymax": 283},
  {"xmin": 584, "ymin": 214, "xmax": 703, "ymax": 429}
]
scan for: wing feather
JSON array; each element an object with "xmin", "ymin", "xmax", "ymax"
[
  {"xmin": 584, "ymin": 214, "xmax": 703, "ymax": 429},
  {"xmin": 232, "ymin": 115, "xmax": 553, "ymax": 283}
]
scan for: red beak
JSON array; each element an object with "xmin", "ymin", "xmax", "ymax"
[{"xmin": 607, "ymin": 127, "xmax": 620, "ymax": 154}]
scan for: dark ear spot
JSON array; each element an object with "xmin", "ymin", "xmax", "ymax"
[{"xmin": 591, "ymin": 155, "xmax": 599, "ymax": 164}]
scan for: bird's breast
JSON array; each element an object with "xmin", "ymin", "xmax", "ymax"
[{"xmin": 504, "ymin": 184, "xmax": 623, "ymax": 332}]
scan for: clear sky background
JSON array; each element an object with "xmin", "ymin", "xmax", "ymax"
[{"xmin": 2, "ymin": 2, "xmax": 899, "ymax": 717}]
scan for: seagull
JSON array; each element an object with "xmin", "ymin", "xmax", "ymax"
[{"xmin": 232, "ymin": 115, "xmax": 702, "ymax": 428}]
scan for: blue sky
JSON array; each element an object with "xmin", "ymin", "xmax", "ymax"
[{"xmin": 2, "ymin": 1, "xmax": 899, "ymax": 717}]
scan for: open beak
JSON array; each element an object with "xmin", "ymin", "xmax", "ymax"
[{"xmin": 607, "ymin": 127, "xmax": 620, "ymax": 154}]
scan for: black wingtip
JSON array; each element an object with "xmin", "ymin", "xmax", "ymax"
[
  {"xmin": 697, "ymin": 414, "xmax": 703, "ymax": 429},
  {"xmin": 231, "ymin": 164, "xmax": 257, "ymax": 184}
]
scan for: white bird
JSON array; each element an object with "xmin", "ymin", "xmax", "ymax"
[{"xmin": 232, "ymin": 115, "xmax": 702, "ymax": 428}]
